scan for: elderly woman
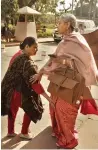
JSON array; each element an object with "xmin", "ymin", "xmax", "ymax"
[{"xmin": 32, "ymin": 14, "xmax": 98, "ymax": 148}]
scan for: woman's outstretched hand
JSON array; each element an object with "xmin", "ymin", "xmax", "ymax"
[
  {"xmin": 29, "ymin": 73, "xmax": 43, "ymax": 83},
  {"xmin": 50, "ymin": 101, "xmax": 55, "ymax": 109}
]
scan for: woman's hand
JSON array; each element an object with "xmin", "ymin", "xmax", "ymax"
[
  {"xmin": 50, "ymin": 101, "xmax": 55, "ymax": 109},
  {"xmin": 29, "ymin": 73, "xmax": 43, "ymax": 83}
]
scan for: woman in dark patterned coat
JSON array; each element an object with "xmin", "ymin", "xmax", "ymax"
[{"xmin": 1, "ymin": 37, "xmax": 52, "ymax": 140}]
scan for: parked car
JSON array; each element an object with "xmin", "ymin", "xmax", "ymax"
[
  {"xmin": 53, "ymin": 19, "xmax": 96, "ymax": 42},
  {"xmin": 53, "ymin": 28, "xmax": 63, "ymax": 42}
]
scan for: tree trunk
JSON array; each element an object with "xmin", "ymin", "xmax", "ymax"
[
  {"xmin": 28, "ymin": 0, "xmax": 38, "ymax": 7},
  {"xmin": 18, "ymin": 0, "xmax": 24, "ymax": 8},
  {"xmin": 80, "ymin": 0, "xmax": 83, "ymax": 17},
  {"xmin": 92, "ymin": 0, "xmax": 97, "ymax": 21},
  {"xmin": 72, "ymin": 0, "xmax": 74, "ymax": 14},
  {"xmin": 75, "ymin": 0, "xmax": 80, "ymax": 15},
  {"xmin": 88, "ymin": 0, "xmax": 93, "ymax": 19}
]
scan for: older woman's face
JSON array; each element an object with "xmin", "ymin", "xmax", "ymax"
[{"xmin": 57, "ymin": 19, "xmax": 69, "ymax": 35}]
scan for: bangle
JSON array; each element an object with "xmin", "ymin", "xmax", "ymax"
[{"xmin": 63, "ymin": 59, "xmax": 66, "ymax": 65}]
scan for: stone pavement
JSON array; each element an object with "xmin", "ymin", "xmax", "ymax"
[{"xmin": 1, "ymin": 44, "xmax": 98, "ymax": 149}]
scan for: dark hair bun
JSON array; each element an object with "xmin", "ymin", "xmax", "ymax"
[
  {"xmin": 19, "ymin": 37, "xmax": 36, "ymax": 50},
  {"xmin": 20, "ymin": 42, "xmax": 24, "ymax": 50}
]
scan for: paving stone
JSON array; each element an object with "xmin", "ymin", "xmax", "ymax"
[{"xmin": 77, "ymin": 119, "xmax": 98, "ymax": 149}]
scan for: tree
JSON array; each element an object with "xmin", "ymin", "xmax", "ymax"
[
  {"xmin": 59, "ymin": 0, "xmax": 71, "ymax": 13},
  {"xmin": 92, "ymin": 0, "xmax": 98, "ymax": 21},
  {"xmin": 1, "ymin": 0, "xmax": 19, "ymax": 24},
  {"xmin": 34, "ymin": 0, "xmax": 59, "ymax": 24},
  {"xmin": 18, "ymin": 0, "xmax": 38, "ymax": 8},
  {"xmin": 58, "ymin": 0, "xmax": 78, "ymax": 14},
  {"xmin": 87, "ymin": 0, "xmax": 98, "ymax": 20},
  {"xmin": 18, "ymin": 0, "xmax": 59, "ymax": 20},
  {"xmin": 75, "ymin": 0, "xmax": 84, "ymax": 17},
  {"xmin": 34, "ymin": 0, "xmax": 58, "ymax": 13},
  {"xmin": 75, "ymin": 0, "xmax": 98, "ymax": 20}
]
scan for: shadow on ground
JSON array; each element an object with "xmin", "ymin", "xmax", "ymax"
[
  {"xmin": 1, "ymin": 135, "xmax": 26, "ymax": 149},
  {"xmin": 21, "ymin": 126, "xmax": 57, "ymax": 149},
  {"xmin": 1, "ymin": 126, "xmax": 57, "ymax": 149}
]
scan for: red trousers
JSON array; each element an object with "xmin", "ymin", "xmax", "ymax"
[
  {"xmin": 8, "ymin": 90, "xmax": 31, "ymax": 134},
  {"xmin": 8, "ymin": 50, "xmax": 45, "ymax": 134}
]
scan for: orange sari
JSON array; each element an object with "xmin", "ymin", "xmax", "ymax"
[{"xmin": 49, "ymin": 95, "xmax": 80, "ymax": 149}]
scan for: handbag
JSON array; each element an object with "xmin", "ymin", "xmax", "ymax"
[{"xmin": 47, "ymin": 59, "xmax": 93, "ymax": 105}]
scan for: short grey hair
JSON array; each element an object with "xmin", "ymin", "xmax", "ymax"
[{"xmin": 60, "ymin": 13, "xmax": 77, "ymax": 31}]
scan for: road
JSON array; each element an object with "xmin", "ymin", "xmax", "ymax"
[{"xmin": 1, "ymin": 43, "xmax": 98, "ymax": 149}]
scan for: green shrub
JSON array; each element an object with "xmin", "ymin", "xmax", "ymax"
[
  {"xmin": 40, "ymin": 24, "xmax": 55, "ymax": 29},
  {"xmin": 37, "ymin": 32, "xmax": 48, "ymax": 38},
  {"xmin": 46, "ymin": 28, "xmax": 53, "ymax": 36},
  {"xmin": 37, "ymin": 28, "xmax": 53, "ymax": 37},
  {"xmin": 8, "ymin": 24, "xmax": 16, "ymax": 35},
  {"xmin": 37, "ymin": 32, "xmax": 43, "ymax": 37},
  {"xmin": 46, "ymin": 24, "xmax": 55, "ymax": 29},
  {"xmin": 8, "ymin": 24, "xmax": 13, "ymax": 30}
]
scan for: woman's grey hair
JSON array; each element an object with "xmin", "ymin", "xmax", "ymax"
[{"xmin": 60, "ymin": 13, "xmax": 77, "ymax": 31}]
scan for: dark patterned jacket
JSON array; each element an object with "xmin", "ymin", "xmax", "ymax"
[{"xmin": 1, "ymin": 53, "xmax": 44, "ymax": 123}]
